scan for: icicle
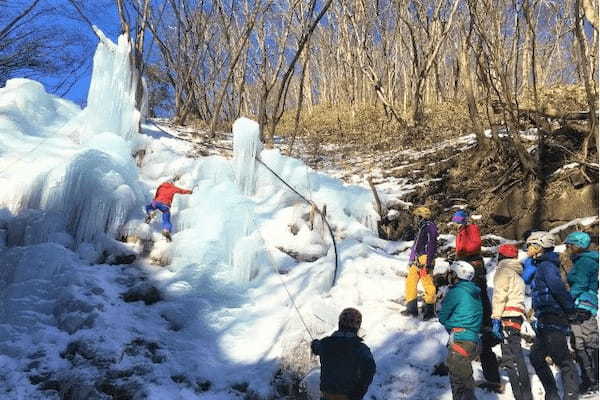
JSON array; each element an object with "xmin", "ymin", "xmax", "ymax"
[
  {"xmin": 233, "ymin": 117, "xmax": 262, "ymax": 196},
  {"xmin": 76, "ymin": 27, "xmax": 140, "ymax": 144}
]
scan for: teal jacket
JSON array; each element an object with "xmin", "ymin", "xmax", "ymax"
[
  {"xmin": 567, "ymin": 250, "xmax": 599, "ymax": 315},
  {"xmin": 438, "ymin": 280, "xmax": 483, "ymax": 342}
]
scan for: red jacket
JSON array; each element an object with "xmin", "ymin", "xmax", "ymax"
[
  {"xmin": 154, "ymin": 182, "xmax": 192, "ymax": 206},
  {"xmin": 455, "ymin": 224, "xmax": 481, "ymax": 258}
]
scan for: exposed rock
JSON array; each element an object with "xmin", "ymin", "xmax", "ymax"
[
  {"xmin": 121, "ymin": 283, "xmax": 162, "ymax": 305},
  {"xmin": 489, "ymin": 182, "xmax": 598, "ymax": 239}
]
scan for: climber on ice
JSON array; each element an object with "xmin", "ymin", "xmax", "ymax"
[{"xmin": 145, "ymin": 177, "xmax": 193, "ymax": 242}]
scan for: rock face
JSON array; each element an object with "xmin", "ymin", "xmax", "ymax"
[{"xmin": 489, "ymin": 182, "xmax": 598, "ymax": 239}]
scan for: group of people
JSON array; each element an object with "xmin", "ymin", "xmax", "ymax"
[{"xmin": 310, "ymin": 206, "xmax": 598, "ymax": 400}]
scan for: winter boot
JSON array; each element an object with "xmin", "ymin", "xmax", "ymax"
[
  {"xmin": 543, "ymin": 392, "xmax": 560, "ymax": 400},
  {"xmin": 477, "ymin": 380, "xmax": 504, "ymax": 394},
  {"xmin": 162, "ymin": 230, "xmax": 172, "ymax": 242},
  {"xmin": 421, "ymin": 303, "xmax": 435, "ymax": 321},
  {"xmin": 585, "ymin": 348, "xmax": 599, "ymax": 393},
  {"xmin": 145, "ymin": 213, "xmax": 154, "ymax": 224},
  {"xmin": 401, "ymin": 299, "xmax": 418, "ymax": 318},
  {"xmin": 577, "ymin": 350, "xmax": 593, "ymax": 394}
]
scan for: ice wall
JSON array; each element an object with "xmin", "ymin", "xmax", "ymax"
[
  {"xmin": 0, "ymin": 28, "xmax": 146, "ymax": 249},
  {"xmin": 233, "ymin": 117, "xmax": 262, "ymax": 195},
  {"xmin": 75, "ymin": 27, "xmax": 140, "ymax": 144}
]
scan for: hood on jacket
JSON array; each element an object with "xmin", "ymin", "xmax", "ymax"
[
  {"xmin": 455, "ymin": 280, "xmax": 481, "ymax": 298},
  {"xmin": 497, "ymin": 258, "xmax": 523, "ymax": 275},
  {"xmin": 575, "ymin": 250, "xmax": 599, "ymax": 263}
]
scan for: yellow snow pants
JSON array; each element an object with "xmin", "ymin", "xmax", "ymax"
[{"xmin": 405, "ymin": 264, "xmax": 436, "ymax": 304}]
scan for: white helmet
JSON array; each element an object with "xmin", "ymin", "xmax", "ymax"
[
  {"xmin": 450, "ymin": 261, "xmax": 475, "ymax": 281},
  {"xmin": 526, "ymin": 231, "xmax": 556, "ymax": 248}
]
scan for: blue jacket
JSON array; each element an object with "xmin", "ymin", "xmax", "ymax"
[
  {"xmin": 312, "ymin": 331, "xmax": 376, "ymax": 400},
  {"xmin": 531, "ymin": 251, "xmax": 575, "ymax": 318},
  {"xmin": 567, "ymin": 250, "xmax": 599, "ymax": 315},
  {"xmin": 438, "ymin": 280, "xmax": 483, "ymax": 342},
  {"xmin": 522, "ymin": 257, "xmax": 536, "ymax": 285}
]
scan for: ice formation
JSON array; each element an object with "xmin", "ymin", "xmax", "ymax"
[
  {"xmin": 0, "ymin": 29, "xmax": 145, "ymax": 249},
  {"xmin": 233, "ymin": 117, "xmax": 262, "ymax": 195},
  {"xmin": 74, "ymin": 26, "xmax": 141, "ymax": 144}
]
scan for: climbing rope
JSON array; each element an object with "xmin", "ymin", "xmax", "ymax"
[
  {"xmin": 255, "ymin": 157, "xmax": 340, "ymax": 287},
  {"xmin": 211, "ymin": 155, "xmax": 316, "ymax": 341},
  {"xmin": 150, "ymin": 119, "xmax": 340, "ymax": 287},
  {"xmin": 255, "ymin": 219, "xmax": 315, "ymax": 341}
]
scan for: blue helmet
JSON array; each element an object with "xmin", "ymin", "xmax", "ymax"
[{"xmin": 564, "ymin": 231, "xmax": 591, "ymax": 249}]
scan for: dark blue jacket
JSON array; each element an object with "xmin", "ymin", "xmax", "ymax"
[
  {"xmin": 531, "ymin": 251, "xmax": 575, "ymax": 319},
  {"xmin": 311, "ymin": 331, "xmax": 376, "ymax": 400}
]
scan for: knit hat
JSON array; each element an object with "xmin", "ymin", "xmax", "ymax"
[
  {"xmin": 498, "ymin": 244, "xmax": 518, "ymax": 258},
  {"xmin": 451, "ymin": 210, "xmax": 468, "ymax": 224},
  {"xmin": 338, "ymin": 308, "xmax": 362, "ymax": 332}
]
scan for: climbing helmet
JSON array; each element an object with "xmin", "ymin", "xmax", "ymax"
[
  {"xmin": 413, "ymin": 206, "xmax": 432, "ymax": 219},
  {"xmin": 450, "ymin": 260, "xmax": 475, "ymax": 281},
  {"xmin": 526, "ymin": 231, "xmax": 556, "ymax": 249},
  {"xmin": 564, "ymin": 231, "xmax": 591, "ymax": 249}
]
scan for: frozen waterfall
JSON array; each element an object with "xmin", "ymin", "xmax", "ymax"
[{"xmin": 233, "ymin": 117, "xmax": 262, "ymax": 196}]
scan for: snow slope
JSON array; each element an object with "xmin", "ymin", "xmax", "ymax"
[{"xmin": 1, "ymin": 30, "xmax": 598, "ymax": 400}]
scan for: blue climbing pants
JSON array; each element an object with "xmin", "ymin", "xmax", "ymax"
[{"xmin": 145, "ymin": 200, "xmax": 172, "ymax": 232}]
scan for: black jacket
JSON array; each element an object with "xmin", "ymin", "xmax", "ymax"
[{"xmin": 311, "ymin": 331, "xmax": 376, "ymax": 400}]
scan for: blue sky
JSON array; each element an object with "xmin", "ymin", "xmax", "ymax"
[{"xmin": 37, "ymin": 2, "xmax": 122, "ymax": 106}]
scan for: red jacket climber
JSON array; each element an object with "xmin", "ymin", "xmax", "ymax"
[
  {"xmin": 145, "ymin": 179, "xmax": 193, "ymax": 242},
  {"xmin": 154, "ymin": 182, "xmax": 192, "ymax": 206}
]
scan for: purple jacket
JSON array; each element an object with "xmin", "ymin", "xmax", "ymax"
[{"xmin": 408, "ymin": 220, "xmax": 438, "ymax": 269}]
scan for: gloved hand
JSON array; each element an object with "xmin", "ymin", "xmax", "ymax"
[
  {"xmin": 491, "ymin": 319, "xmax": 504, "ymax": 341},
  {"xmin": 575, "ymin": 309, "xmax": 592, "ymax": 323},
  {"xmin": 418, "ymin": 268, "xmax": 429, "ymax": 278},
  {"xmin": 567, "ymin": 310, "xmax": 581, "ymax": 325}
]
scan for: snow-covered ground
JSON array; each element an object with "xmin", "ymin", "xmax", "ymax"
[{"xmin": 1, "ymin": 31, "xmax": 598, "ymax": 400}]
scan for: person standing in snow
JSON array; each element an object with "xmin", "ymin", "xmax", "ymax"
[
  {"xmin": 401, "ymin": 206, "xmax": 438, "ymax": 320},
  {"xmin": 438, "ymin": 260, "xmax": 482, "ymax": 400},
  {"xmin": 145, "ymin": 177, "xmax": 193, "ymax": 242},
  {"xmin": 450, "ymin": 209, "xmax": 502, "ymax": 393},
  {"xmin": 311, "ymin": 308, "xmax": 376, "ymax": 400},
  {"xmin": 527, "ymin": 231, "xmax": 580, "ymax": 400},
  {"xmin": 490, "ymin": 244, "xmax": 533, "ymax": 400},
  {"xmin": 564, "ymin": 231, "xmax": 599, "ymax": 395}
]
